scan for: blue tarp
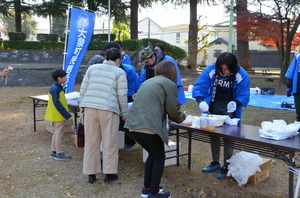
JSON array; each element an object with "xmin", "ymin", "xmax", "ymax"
[{"xmin": 184, "ymin": 91, "xmax": 295, "ymax": 111}]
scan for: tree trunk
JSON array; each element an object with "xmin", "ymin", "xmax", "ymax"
[
  {"xmin": 130, "ymin": 0, "xmax": 138, "ymax": 39},
  {"xmin": 187, "ymin": 0, "xmax": 198, "ymax": 70},
  {"xmin": 14, "ymin": 0, "xmax": 22, "ymax": 32},
  {"xmin": 235, "ymin": 0, "xmax": 252, "ymax": 70}
]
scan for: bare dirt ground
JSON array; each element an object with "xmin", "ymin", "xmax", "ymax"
[{"xmin": 0, "ymin": 71, "xmax": 298, "ymax": 198}]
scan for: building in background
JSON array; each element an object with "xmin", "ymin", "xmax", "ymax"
[{"xmin": 137, "ymin": 18, "xmax": 284, "ymax": 67}]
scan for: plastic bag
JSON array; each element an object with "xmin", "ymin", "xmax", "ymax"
[
  {"xmin": 259, "ymin": 120, "xmax": 300, "ymax": 140},
  {"xmin": 227, "ymin": 151, "xmax": 263, "ymax": 186},
  {"xmin": 182, "ymin": 114, "xmax": 192, "ymax": 126},
  {"xmin": 224, "ymin": 117, "xmax": 240, "ymax": 126}
]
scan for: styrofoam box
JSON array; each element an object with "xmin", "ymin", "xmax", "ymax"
[
  {"xmin": 44, "ymin": 119, "xmax": 73, "ymax": 133},
  {"xmin": 100, "ymin": 131, "xmax": 124, "ymax": 151},
  {"xmin": 143, "ymin": 140, "xmax": 181, "ymax": 166}
]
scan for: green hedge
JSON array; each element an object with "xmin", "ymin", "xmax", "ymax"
[
  {"xmin": 0, "ymin": 38, "xmax": 187, "ymax": 61},
  {"xmin": 123, "ymin": 38, "xmax": 187, "ymax": 61},
  {"xmin": 8, "ymin": 32, "xmax": 26, "ymax": 41},
  {"xmin": 37, "ymin": 34, "xmax": 59, "ymax": 42},
  {"xmin": 0, "ymin": 41, "xmax": 64, "ymax": 50},
  {"xmin": 91, "ymin": 34, "xmax": 116, "ymax": 42}
]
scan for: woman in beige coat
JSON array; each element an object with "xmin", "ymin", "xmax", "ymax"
[{"xmin": 79, "ymin": 48, "xmax": 128, "ymax": 183}]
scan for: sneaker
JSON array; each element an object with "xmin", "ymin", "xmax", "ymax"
[
  {"xmin": 104, "ymin": 174, "xmax": 118, "ymax": 182},
  {"xmin": 49, "ymin": 152, "xmax": 56, "ymax": 159},
  {"xmin": 202, "ymin": 162, "xmax": 221, "ymax": 173},
  {"xmin": 217, "ymin": 166, "xmax": 228, "ymax": 179},
  {"xmin": 141, "ymin": 186, "xmax": 164, "ymax": 198},
  {"xmin": 54, "ymin": 152, "xmax": 71, "ymax": 160},
  {"xmin": 148, "ymin": 191, "xmax": 171, "ymax": 198}
]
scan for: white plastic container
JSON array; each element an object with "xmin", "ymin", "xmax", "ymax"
[{"xmin": 200, "ymin": 113, "xmax": 208, "ymax": 129}]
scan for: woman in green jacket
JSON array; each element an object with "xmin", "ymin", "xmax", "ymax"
[{"xmin": 124, "ymin": 60, "xmax": 185, "ymax": 198}]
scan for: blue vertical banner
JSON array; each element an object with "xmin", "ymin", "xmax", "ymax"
[{"xmin": 63, "ymin": 8, "xmax": 96, "ymax": 93}]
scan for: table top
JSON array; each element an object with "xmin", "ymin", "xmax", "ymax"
[
  {"xmin": 28, "ymin": 95, "xmax": 79, "ymax": 107},
  {"xmin": 169, "ymin": 122, "xmax": 300, "ymax": 152}
]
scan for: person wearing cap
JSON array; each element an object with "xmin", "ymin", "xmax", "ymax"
[
  {"xmin": 192, "ymin": 52, "xmax": 250, "ymax": 180},
  {"xmin": 116, "ymin": 41, "xmax": 132, "ymax": 65},
  {"xmin": 138, "ymin": 42, "xmax": 186, "ymax": 105}
]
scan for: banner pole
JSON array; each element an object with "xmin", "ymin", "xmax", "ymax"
[
  {"xmin": 63, "ymin": 4, "xmax": 72, "ymax": 69},
  {"xmin": 108, "ymin": 0, "xmax": 111, "ymax": 42}
]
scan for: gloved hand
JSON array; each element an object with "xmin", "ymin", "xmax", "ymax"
[
  {"xmin": 199, "ymin": 101, "xmax": 209, "ymax": 112},
  {"xmin": 227, "ymin": 101, "xmax": 236, "ymax": 113},
  {"xmin": 286, "ymin": 88, "xmax": 292, "ymax": 97}
]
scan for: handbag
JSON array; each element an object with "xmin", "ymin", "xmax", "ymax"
[{"xmin": 74, "ymin": 113, "xmax": 85, "ymax": 148}]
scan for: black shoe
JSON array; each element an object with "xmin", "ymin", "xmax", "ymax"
[
  {"xmin": 148, "ymin": 191, "xmax": 171, "ymax": 198},
  {"xmin": 217, "ymin": 166, "xmax": 228, "ymax": 180},
  {"xmin": 88, "ymin": 174, "xmax": 96, "ymax": 184},
  {"xmin": 104, "ymin": 174, "xmax": 118, "ymax": 182},
  {"xmin": 142, "ymin": 186, "xmax": 164, "ymax": 198}
]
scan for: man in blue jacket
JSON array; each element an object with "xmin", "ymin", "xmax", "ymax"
[
  {"xmin": 285, "ymin": 52, "xmax": 300, "ymax": 123},
  {"xmin": 138, "ymin": 42, "xmax": 186, "ymax": 105},
  {"xmin": 192, "ymin": 52, "xmax": 250, "ymax": 179}
]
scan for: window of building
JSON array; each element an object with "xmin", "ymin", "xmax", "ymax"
[
  {"xmin": 210, "ymin": 35, "xmax": 218, "ymax": 42},
  {"xmin": 213, "ymin": 50, "xmax": 222, "ymax": 58},
  {"xmin": 176, "ymin": 33, "xmax": 180, "ymax": 43}
]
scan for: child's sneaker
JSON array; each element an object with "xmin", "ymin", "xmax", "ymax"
[
  {"xmin": 54, "ymin": 151, "xmax": 71, "ymax": 160},
  {"xmin": 49, "ymin": 152, "xmax": 56, "ymax": 159},
  {"xmin": 141, "ymin": 186, "xmax": 163, "ymax": 198},
  {"xmin": 202, "ymin": 161, "xmax": 221, "ymax": 173},
  {"xmin": 148, "ymin": 191, "xmax": 171, "ymax": 198}
]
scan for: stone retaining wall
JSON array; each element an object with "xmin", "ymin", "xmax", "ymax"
[
  {"xmin": 0, "ymin": 49, "xmax": 64, "ymax": 63},
  {"xmin": 0, "ymin": 49, "xmax": 139, "ymax": 66},
  {"xmin": 1, "ymin": 67, "xmax": 88, "ymax": 87}
]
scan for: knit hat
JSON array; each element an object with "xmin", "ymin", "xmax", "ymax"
[{"xmin": 139, "ymin": 42, "xmax": 155, "ymax": 64}]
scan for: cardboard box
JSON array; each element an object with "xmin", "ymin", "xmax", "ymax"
[
  {"xmin": 100, "ymin": 131, "xmax": 124, "ymax": 151},
  {"xmin": 143, "ymin": 141, "xmax": 181, "ymax": 166},
  {"xmin": 44, "ymin": 119, "xmax": 73, "ymax": 133},
  {"xmin": 248, "ymin": 158, "xmax": 272, "ymax": 184}
]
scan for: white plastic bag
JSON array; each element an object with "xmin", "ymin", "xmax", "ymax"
[
  {"xmin": 259, "ymin": 120, "xmax": 300, "ymax": 140},
  {"xmin": 227, "ymin": 151, "xmax": 263, "ymax": 186},
  {"xmin": 224, "ymin": 117, "xmax": 240, "ymax": 126}
]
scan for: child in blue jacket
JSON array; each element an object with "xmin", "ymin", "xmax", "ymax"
[{"xmin": 45, "ymin": 69, "xmax": 72, "ymax": 160}]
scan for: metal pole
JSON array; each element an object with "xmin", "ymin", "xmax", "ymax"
[
  {"xmin": 148, "ymin": 18, "xmax": 150, "ymax": 38},
  {"xmin": 228, "ymin": 0, "xmax": 234, "ymax": 53},
  {"xmin": 108, "ymin": 0, "xmax": 111, "ymax": 42},
  {"xmin": 63, "ymin": 4, "xmax": 72, "ymax": 69}
]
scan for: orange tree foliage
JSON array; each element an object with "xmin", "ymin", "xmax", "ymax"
[{"xmin": 235, "ymin": 13, "xmax": 300, "ymax": 50}]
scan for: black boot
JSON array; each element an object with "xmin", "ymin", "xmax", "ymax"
[
  {"xmin": 88, "ymin": 174, "xmax": 96, "ymax": 184},
  {"xmin": 104, "ymin": 174, "xmax": 118, "ymax": 182}
]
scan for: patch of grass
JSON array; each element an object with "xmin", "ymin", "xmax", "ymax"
[{"xmin": 266, "ymin": 78, "xmax": 274, "ymax": 82}]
